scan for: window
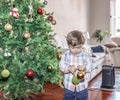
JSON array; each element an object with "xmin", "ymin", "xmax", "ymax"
[{"xmin": 110, "ymin": 0, "xmax": 120, "ymax": 36}]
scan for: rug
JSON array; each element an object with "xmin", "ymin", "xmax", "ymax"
[{"xmin": 89, "ymin": 68, "xmax": 120, "ymax": 91}]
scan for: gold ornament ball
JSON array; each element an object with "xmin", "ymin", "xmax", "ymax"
[
  {"xmin": 51, "ymin": 20, "xmax": 56, "ymax": 25},
  {"xmin": 4, "ymin": 23, "xmax": 12, "ymax": 31},
  {"xmin": 47, "ymin": 66, "xmax": 53, "ymax": 71},
  {"xmin": 77, "ymin": 71, "xmax": 85, "ymax": 79},
  {"xmin": 23, "ymin": 32, "xmax": 30, "ymax": 39},
  {"xmin": 57, "ymin": 53, "xmax": 62, "ymax": 60}
]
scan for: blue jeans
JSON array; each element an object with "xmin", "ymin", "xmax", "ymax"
[{"xmin": 64, "ymin": 88, "xmax": 88, "ymax": 100}]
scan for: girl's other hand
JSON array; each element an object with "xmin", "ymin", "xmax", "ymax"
[
  {"xmin": 77, "ymin": 65, "xmax": 86, "ymax": 71},
  {"xmin": 68, "ymin": 65, "xmax": 77, "ymax": 74}
]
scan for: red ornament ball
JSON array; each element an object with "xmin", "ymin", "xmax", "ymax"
[
  {"xmin": 26, "ymin": 69, "xmax": 35, "ymax": 79},
  {"xmin": 0, "ymin": 92, "xmax": 3, "ymax": 98},
  {"xmin": 37, "ymin": 8, "xmax": 44, "ymax": 14},
  {"xmin": 48, "ymin": 16, "xmax": 53, "ymax": 21}
]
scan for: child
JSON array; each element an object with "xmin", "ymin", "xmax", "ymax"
[{"xmin": 59, "ymin": 30, "xmax": 92, "ymax": 100}]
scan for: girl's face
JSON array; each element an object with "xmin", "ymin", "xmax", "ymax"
[{"xmin": 69, "ymin": 45, "xmax": 83, "ymax": 55}]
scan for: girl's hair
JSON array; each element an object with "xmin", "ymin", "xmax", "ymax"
[{"xmin": 66, "ymin": 30, "xmax": 85, "ymax": 46}]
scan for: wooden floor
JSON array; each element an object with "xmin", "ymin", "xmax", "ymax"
[
  {"xmin": 88, "ymin": 60, "xmax": 120, "ymax": 100},
  {"xmin": 89, "ymin": 61, "xmax": 120, "ymax": 100},
  {"xmin": 26, "ymin": 60, "xmax": 120, "ymax": 100},
  {"xmin": 88, "ymin": 73, "xmax": 120, "ymax": 100}
]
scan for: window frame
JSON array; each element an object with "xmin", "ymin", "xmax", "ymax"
[{"xmin": 110, "ymin": 0, "xmax": 120, "ymax": 36}]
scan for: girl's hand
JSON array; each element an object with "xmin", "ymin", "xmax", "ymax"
[
  {"xmin": 68, "ymin": 65, "xmax": 77, "ymax": 74},
  {"xmin": 77, "ymin": 65, "xmax": 86, "ymax": 71}
]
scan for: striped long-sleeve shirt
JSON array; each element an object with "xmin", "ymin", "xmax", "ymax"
[{"xmin": 59, "ymin": 50, "xmax": 93, "ymax": 92}]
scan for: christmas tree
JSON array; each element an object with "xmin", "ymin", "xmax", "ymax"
[{"xmin": 0, "ymin": 0, "xmax": 62, "ymax": 99}]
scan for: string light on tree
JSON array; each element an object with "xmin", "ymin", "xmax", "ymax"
[{"xmin": 4, "ymin": 48, "xmax": 12, "ymax": 57}]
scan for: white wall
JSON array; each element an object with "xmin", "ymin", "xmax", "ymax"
[
  {"xmin": 46, "ymin": 0, "xmax": 89, "ymax": 35},
  {"xmin": 89, "ymin": 0, "xmax": 110, "ymax": 44},
  {"xmin": 89, "ymin": 0, "xmax": 110, "ymax": 32},
  {"xmin": 45, "ymin": 0, "xmax": 110, "ymax": 46},
  {"xmin": 45, "ymin": 0, "xmax": 89, "ymax": 48}
]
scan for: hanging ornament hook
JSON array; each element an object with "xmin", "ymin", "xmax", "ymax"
[
  {"xmin": 10, "ymin": 0, "xmax": 14, "ymax": 9},
  {"xmin": 28, "ymin": 0, "xmax": 33, "ymax": 22}
]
